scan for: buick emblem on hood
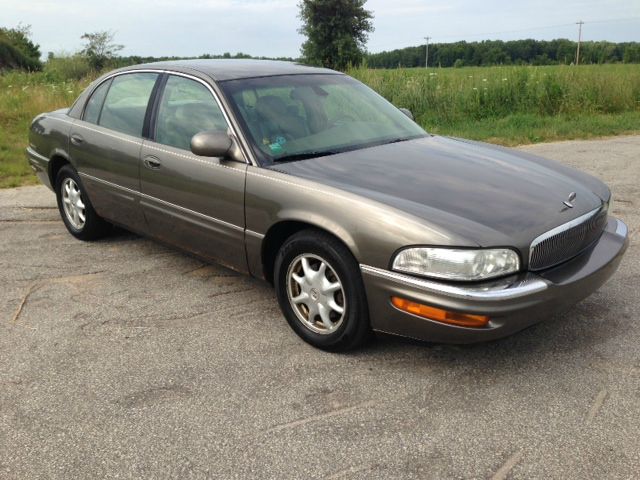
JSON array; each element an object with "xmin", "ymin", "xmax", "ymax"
[{"xmin": 563, "ymin": 192, "xmax": 577, "ymax": 208}]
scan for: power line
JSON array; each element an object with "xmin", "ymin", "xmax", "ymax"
[{"xmin": 432, "ymin": 22, "xmax": 576, "ymax": 40}]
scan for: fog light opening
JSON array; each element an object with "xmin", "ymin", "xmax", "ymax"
[{"xmin": 390, "ymin": 297, "xmax": 490, "ymax": 328}]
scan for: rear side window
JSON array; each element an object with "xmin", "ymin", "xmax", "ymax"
[
  {"xmin": 155, "ymin": 75, "xmax": 227, "ymax": 150},
  {"xmin": 99, "ymin": 73, "xmax": 159, "ymax": 137},
  {"xmin": 83, "ymin": 79, "xmax": 111, "ymax": 124}
]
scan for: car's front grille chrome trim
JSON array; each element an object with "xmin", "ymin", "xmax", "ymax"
[{"xmin": 529, "ymin": 205, "xmax": 607, "ymax": 271}]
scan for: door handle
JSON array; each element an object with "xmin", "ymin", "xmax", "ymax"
[
  {"xmin": 143, "ymin": 155, "xmax": 162, "ymax": 170},
  {"xmin": 70, "ymin": 134, "xmax": 84, "ymax": 145}
]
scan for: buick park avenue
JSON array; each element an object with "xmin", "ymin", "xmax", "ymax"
[{"xmin": 27, "ymin": 60, "xmax": 628, "ymax": 350}]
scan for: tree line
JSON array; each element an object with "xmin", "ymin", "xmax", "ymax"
[
  {"xmin": 0, "ymin": 26, "xmax": 296, "ymax": 75},
  {"xmin": 366, "ymin": 39, "xmax": 640, "ymax": 68},
  {"xmin": 4, "ymin": 0, "xmax": 639, "ymax": 76}
]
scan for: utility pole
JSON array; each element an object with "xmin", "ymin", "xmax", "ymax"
[
  {"xmin": 424, "ymin": 36, "xmax": 431, "ymax": 68},
  {"xmin": 575, "ymin": 20, "xmax": 584, "ymax": 65}
]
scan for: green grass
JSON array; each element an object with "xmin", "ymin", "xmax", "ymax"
[
  {"xmin": 427, "ymin": 111, "xmax": 640, "ymax": 146},
  {"xmin": 348, "ymin": 64, "xmax": 640, "ymax": 145},
  {"xmin": 0, "ymin": 71, "xmax": 91, "ymax": 188},
  {"xmin": 1, "ymin": 64, "xmax": 639, "ymax": 188}
]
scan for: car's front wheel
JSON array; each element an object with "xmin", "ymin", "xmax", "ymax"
[
  {"xmin": 55, "ymin": 165, "xmax": 110, "ymax": 240},
  {"xmin": 274, "ymin": 229, "xmax": 371, "ymax": 351}
]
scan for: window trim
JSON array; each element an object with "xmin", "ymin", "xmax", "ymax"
[
  {"xmin": 143, "ymin": 73, "xmax": 167, "ymax": 139},
  {"xmin": 94, "ymin": 71, "xmax": 161, "ymax": 138},
  {"xmin": 148, "ymin": 72, "xmax": 236, "ymax": 153},
  {"xmin": 81, "ymin": 77, "xmax": 112, "ymax": 124},
  {"xmin": 78, "ymin": 68, "xmax": 254, "ymax": 165}
]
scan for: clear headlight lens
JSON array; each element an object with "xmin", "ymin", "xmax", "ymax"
[{"xmin": 392, "ymin": 247, "xmax": 520, "ymax": 281}]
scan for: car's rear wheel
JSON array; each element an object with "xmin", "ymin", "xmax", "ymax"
[
  {"xmin": 55, "ymin": 165, "xmax": 110, "ymax": 240},
  {"xmin": 274, "ymin": 229, "xmax": 371, "ymax": 351}
]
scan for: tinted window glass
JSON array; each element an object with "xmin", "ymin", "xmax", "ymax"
[
  {"xmin": 99, "ymin": 73, "xmax": 158, "ymax": 137},
  {"xmin": 220, "ymin": 74, "xmax": 426, "ymax": 165},
  {"xmin": 83, "ymin": 79, "xmax": 111, "ymax": 124},
  {"xmin": 155, "ymin": 76, "xmax": 227, "ymax": 150}
]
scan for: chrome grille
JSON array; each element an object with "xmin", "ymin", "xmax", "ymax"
[{"xmin": 529, "ymin": 206, "xmax": 607, "ymax": 271}]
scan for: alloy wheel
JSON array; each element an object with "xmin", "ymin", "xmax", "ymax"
[
  {"xmin": 286, "ymin": 253, "xmax": 346, "ymax": 335},
  {"xmin": 61, "ymin": 177, "xmax": 86, "ymax": 230}
]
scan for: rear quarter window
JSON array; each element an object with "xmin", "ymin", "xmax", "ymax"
[{"xmin": 82, "ymin": 79, "xmax": 112, "ymax": 124}]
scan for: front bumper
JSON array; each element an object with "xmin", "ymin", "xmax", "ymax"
[{"xmin": 361, "ymin": 217, "xmax": 629, "ymax": 343}]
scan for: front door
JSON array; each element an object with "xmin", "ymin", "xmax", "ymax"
[{"xmin": 139, "ymin": 74, "xmax": 248, "ymax": 272}]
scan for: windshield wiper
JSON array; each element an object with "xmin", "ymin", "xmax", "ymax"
[
  {"xmin": 273, "ymin": 150, "xmax": 341, "ymax": 163},
  {"xmin": 382, "ymin": 137, "xmax": 412, "ymax": 146},
  {"xmin": 272, "ymin": 137, "xmax": 419, "ymax": 163}
]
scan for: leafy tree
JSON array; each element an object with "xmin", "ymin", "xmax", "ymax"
[
  {"xmin": 80, "ymin": 31, "xmax": 124, "ymax": 69},
  {"xmin": 623, "ymin": 45, "xmax": 640, "ymax": 63},
  {"xmin": 298, "ymin": 0, "xmax": 374, "ymax": 70},
  {"xmin": 0, "ymin": 24, "xmax": 41, "ymax": 70}
]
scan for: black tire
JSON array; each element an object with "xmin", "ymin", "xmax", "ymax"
[
  {"xmin": 55, "ymin": 165, "xmax": 110, "ymax": 240},
  {"xmin": 274, "ymin": 229, "xmax": 371, "ymax": 351}
]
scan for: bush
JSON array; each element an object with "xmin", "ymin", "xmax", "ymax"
[
  {"xmin": 0, "ymin": 26, "xmax": 42, "ymax": 71},
  {"xmin": 44, "ymin": 54, "xmax": 93, "ymax": 81}
]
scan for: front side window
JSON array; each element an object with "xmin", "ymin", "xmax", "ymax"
[
  {"xmin": 219, "ymin": 74, "xmax": 427, "ymax": 165},
  {"xmin": 99, "ymin": 73, "xmax": 159, "ymax": 137},
  {"xmin": 83, "ymin": 79, "xmax": 111, "ymax": 124},
  {"xmin": 155, "ymin": 75, "xmax": 228, "ymax": 150}
]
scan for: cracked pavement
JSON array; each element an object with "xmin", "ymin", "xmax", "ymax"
[{"xmin": 1, "ymin": 135, "xmax": 639, "ymax": 479}]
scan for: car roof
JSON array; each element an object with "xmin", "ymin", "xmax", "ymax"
[{"xmin": 122, "ymin": 59, "xmax": 341, "ymax": 81}]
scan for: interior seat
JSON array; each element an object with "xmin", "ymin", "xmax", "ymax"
[{"xmin": 255, "ymin": 95, "xmax": 308, "ymax": 141}]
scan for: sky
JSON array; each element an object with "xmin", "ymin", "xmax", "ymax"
[{"xmin": 1, "ymin": 0, "xmax": 639, "ymax": 59}]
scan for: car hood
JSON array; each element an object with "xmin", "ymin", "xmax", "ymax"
[{"xmin": 268, "ymin": 135, "xmax": 606, "ymax": 248}]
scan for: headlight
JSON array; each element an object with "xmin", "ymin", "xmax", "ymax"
[{"xmin": 392, "ymin": 247, "xmax": 520, "ymax": 281}]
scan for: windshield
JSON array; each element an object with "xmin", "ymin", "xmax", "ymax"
[{"xmin": 219, "ymin": 74, "xmax": 427, "ymax": 164}]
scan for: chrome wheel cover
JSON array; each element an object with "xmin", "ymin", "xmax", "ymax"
[
  {"xmin": 61, "ymin": 178, "xmax": 86, "ymax": 230},
  {"xmin": 286, "ymin": 253, "xmax": 346, "ymax": 335}
]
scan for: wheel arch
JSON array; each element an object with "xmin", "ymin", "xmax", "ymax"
[
  {"xmin": 48, "ymin": 152, "xmax": 72, "ymax": 187},
  {"xmin": 260, "ymin": 217, "xmax": 360, "ymax": 285}
]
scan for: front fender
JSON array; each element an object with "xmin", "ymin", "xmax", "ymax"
[
  {"xmin": 272, "ymin": 207, "xmax": 360, "ymax": 258},
  {"xmin": 244, "ymin": 166, "xmax": 476, "ymax": 279}
]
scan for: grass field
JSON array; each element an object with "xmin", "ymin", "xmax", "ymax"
[
  {"xmin": 348, "ymin": 64, "xmax": 640, "ymax": 144},
  {"xmin": 0, "ymin": 71, "xmax": 90, "ymax": 187},
  {"xmin": 1, "ymin": 64, "xmax": 639, "ymax": 188}
]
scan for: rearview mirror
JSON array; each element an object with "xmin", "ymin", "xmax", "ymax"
[
  {"xmin": 190, "ymin": 131, "xmax": 233, "ymax": 158},
  {"xmin": 399, "ymin": 108, "xmax": 414, "ymax": 121}
]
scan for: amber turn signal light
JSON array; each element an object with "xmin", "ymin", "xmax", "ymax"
[{"xmin": 391, "ymin": 297, "xmax": 490, "ymax": 328}]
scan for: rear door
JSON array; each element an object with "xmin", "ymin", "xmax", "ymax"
[
  {"xmin": 70, "ymin": 72, "xmax": 160, "ymax": 230},
  {"xmin": 139, "ymin": 73, "xmax": 248, "ymax": 272}
]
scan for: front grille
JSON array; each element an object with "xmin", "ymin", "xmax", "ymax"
[{"xmin": 529, "ymin": 206, "xmax": 607, "ymax": 271}]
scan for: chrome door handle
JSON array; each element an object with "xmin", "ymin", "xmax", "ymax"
[
  {"xmin": 70, "ymin": 134, "xmax": 84, "ymax": 145},
  {"xmin": 143, "ymin": 156, "xmax": 162, "ymax": 169}
]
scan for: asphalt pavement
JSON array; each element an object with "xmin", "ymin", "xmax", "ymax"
[{"xmin": 1, "ymin": 135, "xmax": 639, "ymax": 479}]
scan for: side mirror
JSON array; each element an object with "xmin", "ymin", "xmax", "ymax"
[
  {"xmin": 399, "ymin": 108, "xmax": 414, "ymax": 121},
  {"xmin": 190, "ymin": 131, "xmax": 233, "ymax": 158}
]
